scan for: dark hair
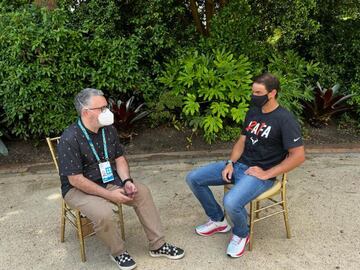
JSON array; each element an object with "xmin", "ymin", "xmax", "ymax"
[{"xmin": 253, "ymin": 73, "xmax": 280, "ymax": 97}]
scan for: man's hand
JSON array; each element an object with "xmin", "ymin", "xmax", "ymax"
[
  {"xmin": 222, "ymin": 164, "xmax": 233, "ymax": 183},
  {"xmin": 124, "ymin": 181, "xmax": 137, "ymax": 199},
  {"xmin": 245, "ymin": 166, "xmax": 269, "ymax": 180},
  {"xmin": 107, "ymin": 188, "xmax": 133, "ymax": 204}
]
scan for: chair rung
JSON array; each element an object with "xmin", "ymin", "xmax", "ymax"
[
  {"xmin": 65, "ymin": 217, "xmax": 78, "ymax": 229},
  {"xmin": 64, "ymin": 215, "xmax": 96, "ymax": 237},
  {"xmin": 254, "ymin": 210, "xmax": 285, "ymax": 222},
  {"xmin": 66, "ymin": 209, "xmax": 76, "ymax": 218},
  {"xmin": 268, "ymin": 197, "xmax": 279, "ymax": 203},
  {"xmin": 83, "ymin": 231, "xmax": 96, "ymax": 238},
  {"xmin": 255, "ymin": 201, "xmax": 284, "ymax": 212}
]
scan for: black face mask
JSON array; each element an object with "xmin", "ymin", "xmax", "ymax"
[{"xmin": 251, "ymin": 94, "xmax": 269, "ymax": 108}]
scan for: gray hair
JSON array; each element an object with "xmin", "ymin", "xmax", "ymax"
[{"xmin": 74, "ymin": 88, "xmax": 104, "ymax": 116}]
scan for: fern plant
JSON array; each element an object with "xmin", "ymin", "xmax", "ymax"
[{"xmin": 159, "ymin": 49, "xmax": 253, "ymax": 143}]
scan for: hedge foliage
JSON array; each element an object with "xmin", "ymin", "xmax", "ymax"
[
  {"xmin": 0, "ymin": 7, "xmax": 143, "ymax": 137},
  {"xmin": 0, "ymin": 0, "xmax": 192, "ymax": 139},
  {"xmin": 0, "ymin": 1, "xmax": 359, "ymax": 141}
]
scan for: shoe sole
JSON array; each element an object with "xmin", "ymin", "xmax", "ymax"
[
  {"xmin": 110, "ymin": 255, "xmax": 137, "ymax": 270},
  {"xmin": 226, "ymin": 237, "xmax": 250, "ymax": 258},
  {"xmin": 196, "ymin": 225, "xmax": 231, "ymax": 236},
  {"xmin": 149, "ymin": 251, "xmax": 185, "ymax": 260}
]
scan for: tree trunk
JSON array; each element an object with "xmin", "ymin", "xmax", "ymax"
[
  {"xmin": 34, "ymin": 0, "xmax": 57, "ymax": 10},
  {"xmin": 190, "ymin": 0, "xmax": 205, "ymax": 36},
  {"xmin": 205, "ymin": 0, "xmax": 215, "ymax": 36}
]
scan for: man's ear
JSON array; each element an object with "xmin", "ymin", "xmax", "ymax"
[
  {"xmin": 269, "ymin": 89, "xmax": 277, "ymax": 99},
  {"xmin": 80, "ymin": 109, "xmax": 87, "ymax": 117}
]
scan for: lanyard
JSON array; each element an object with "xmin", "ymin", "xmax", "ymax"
[{"xmin": 77, "ymin": 119, "xmax": 108, "ymax": 162}]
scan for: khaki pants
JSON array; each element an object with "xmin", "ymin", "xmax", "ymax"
[{"xmin": 64, "ymin": 181, "xmax": 165, "ymax": 256}]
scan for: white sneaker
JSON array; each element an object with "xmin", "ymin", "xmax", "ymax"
[
  {"xmin": 195, "ymin": 219, "xmax": 231, "ymax": 236},
  {"xmin": 226, "ymin": 234, "xmax": 249, "ymax": 258}
]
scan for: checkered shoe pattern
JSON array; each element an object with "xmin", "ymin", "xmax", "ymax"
[
  {"xmin": 110, "ymin": 251, "xmax": 136, "ymax": 270},
  {"xmin": 149, "ymin": 243, "xmax": 185, "ymax": 259}
]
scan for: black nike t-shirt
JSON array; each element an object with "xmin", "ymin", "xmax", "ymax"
[{"xmin": 239, "ymin": 106, "xmax": 303, "ymax": 170}]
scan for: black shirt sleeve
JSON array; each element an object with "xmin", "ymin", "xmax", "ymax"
[
  {"xmin": 57, "ymin": 136, "xmax": 83, "ymax": 177},
  {"xmin": 281, "ymin": 113, "xmax": 303, "ymax": 150}
]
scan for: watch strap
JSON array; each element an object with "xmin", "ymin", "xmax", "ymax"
[{"xmin": 225, "ymin": 159, "xmax": 234, "ymax": 165}]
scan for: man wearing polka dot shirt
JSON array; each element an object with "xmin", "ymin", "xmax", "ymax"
[{"xmin": 58, "ymin": 88, "xmax": 184, "ymax": 270}]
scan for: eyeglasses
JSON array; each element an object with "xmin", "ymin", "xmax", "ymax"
[{"xmin": 86, "ymin": 105, "xmax": 109, "ymax": 113}]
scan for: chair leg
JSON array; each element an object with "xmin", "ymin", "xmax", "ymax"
[
  {"xmin": 248, "ymin": 201, "xmax": 256, "ymax": 251},
  {"xmin": 281, "ymin": 193, "xmax": 291, "ymax": 239},
  {"xmin": 255, "ymin": 201, "xmax": 260, "ymax": 219},
  {"xmin": 117, "ymin": 204, "xmax": 125, "ymax": 241},
  {"xmin": 60, "ymin": 200, "xmax": 66, "ymax": 243},
  {"xmin": 223, "ymin": 186, "xmax": 229, "ymax": 221},
  {"xmin": 75, "ymin": 210, "xmax": 86, "ymax": 262}
]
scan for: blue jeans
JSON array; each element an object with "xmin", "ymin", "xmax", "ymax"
[{"xmin": 186, "ymin": 161, "xmax": 274, "ymax": 238}]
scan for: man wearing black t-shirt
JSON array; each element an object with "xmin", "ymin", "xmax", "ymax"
[
  {"xmin": 58, "ymin": 88, "xmax": 184, "ymax": 270},
  {"xmin": 186, "ymin": 73, "xmax": 305, "ymax": 258}
]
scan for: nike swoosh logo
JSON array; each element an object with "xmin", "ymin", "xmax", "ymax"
[{"xmin": 293, "ymin": 137, "xmax": 301, "ymax": 142}]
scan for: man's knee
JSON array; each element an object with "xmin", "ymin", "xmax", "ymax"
[
  {"xmin": 186, "ymin": 170, "xmax": 198, "ymax": 187},
  {"xmin": 223, "ymin": 193, "xmax": 245, "ymax": 214},
  {"xmin": 135, "ymin": 182, "xmax": 152, "ymax": 199},
  {"xmin": 93, "ymin": 207, "xmax": 116, "ymax": 227},
  {"xmin": 223, "ymin": 195, "xmax": 236, "ymax": 214}
]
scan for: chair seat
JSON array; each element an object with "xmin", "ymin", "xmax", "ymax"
[
  {"xmin": 224, "ymin": 173, "xmax": 290, "ymax": 251},
  {"xmin": 254, "ymin": 180, "xmax": 281, "ymax": 201}
]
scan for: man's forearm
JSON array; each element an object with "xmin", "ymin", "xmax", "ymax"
[
  {"xmin": 265, "ymin": 146, "xmax": 305, "ymax": 179},
  {"xmin": 229, "ymin": 135, "xmax": 246, "ymax": 162},
  {"xmin": 115, "ymin": 156, "xmax": 131, "ymax": 180},
  {"xmin": 68, "ymin": 174, "xmax": 110, "ymax": 199}
]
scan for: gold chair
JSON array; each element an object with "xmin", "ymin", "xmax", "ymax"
[
  {"xmin": 46, "ymin": 137, "xmax": 125, "ymax": 262},
  {"xmin": 224, "ymin": 173, "xmax": 290, "ymax": 250}
]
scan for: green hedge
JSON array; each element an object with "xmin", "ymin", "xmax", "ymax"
[
  {"xmin": 0, "ymin": 1, "xmax": 193, "ymax": 139},
  {"xmin": 1, "ymin": 1, "xmax": 359, "ymax": 140},
  {"xmin": 0, "ymin": 6, "xmax": 166, "ymax": 139}
]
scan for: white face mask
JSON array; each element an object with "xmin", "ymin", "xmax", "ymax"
[{"xmin": 98, "ymin": 108, "xmax": 114, "ymax": 127}]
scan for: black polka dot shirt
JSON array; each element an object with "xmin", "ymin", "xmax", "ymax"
[{"xmin": 57, "ymin": 121, "xmax": 124, "ymax": 197}]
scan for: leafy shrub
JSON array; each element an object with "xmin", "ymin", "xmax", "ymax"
[
  {"xmin": 302, "ymin": 2, "xmax": 360, "ymax": 122},
  {"xmin": 267, "ymin": 50, "xmax": 321, "ymax": 119},
  {"xmin": 250, "ymin": 0, "xmax": 320, "ymax": 49},
  {"xmin": 59, "ymin": 0, "xmax": 195, "ymax": 104},
  {"xmin": 337, "ymin": 113, "xmax": 360, "ymax": 133},
  {"xmin": 218, "ymin": 126, "xmax": 242, "ymax": 142},
  {"xmin": 349, "ymin": 81, "xmax": 360, "ymax": 126},
  {"xmin": 0, "ymin": 1, "xmax": 194, "ymax": 139},
  {"xmin": 0, "ymin": 6, "xmax": 142, "ymax": 139},
  {"xmin": 159, "ymin": 49, "xmax": 253, "ymax": 143},
  {"xmin": 303, "ymin": 83, "xmax": 355, "ymax": 128},
  {"xmin": 205, "ymin": 0, "xmax": 268, "ymax": 66},
  {"xmin": 0, "ymin": 7, "xmax": 83, "ymax": 138}
]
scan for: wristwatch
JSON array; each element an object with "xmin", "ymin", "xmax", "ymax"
[
  {"xmin": 122, "ymin": 178, "xmax": 133, "ymax": 185},
  {"xmin": 225, "ymin": 159, "xmax": 234, "ymax": 166}
]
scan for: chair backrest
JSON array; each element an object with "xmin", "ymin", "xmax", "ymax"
[{"xmin": 46, "ymin": 137, "xmax": 61, "ymax": 173}]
